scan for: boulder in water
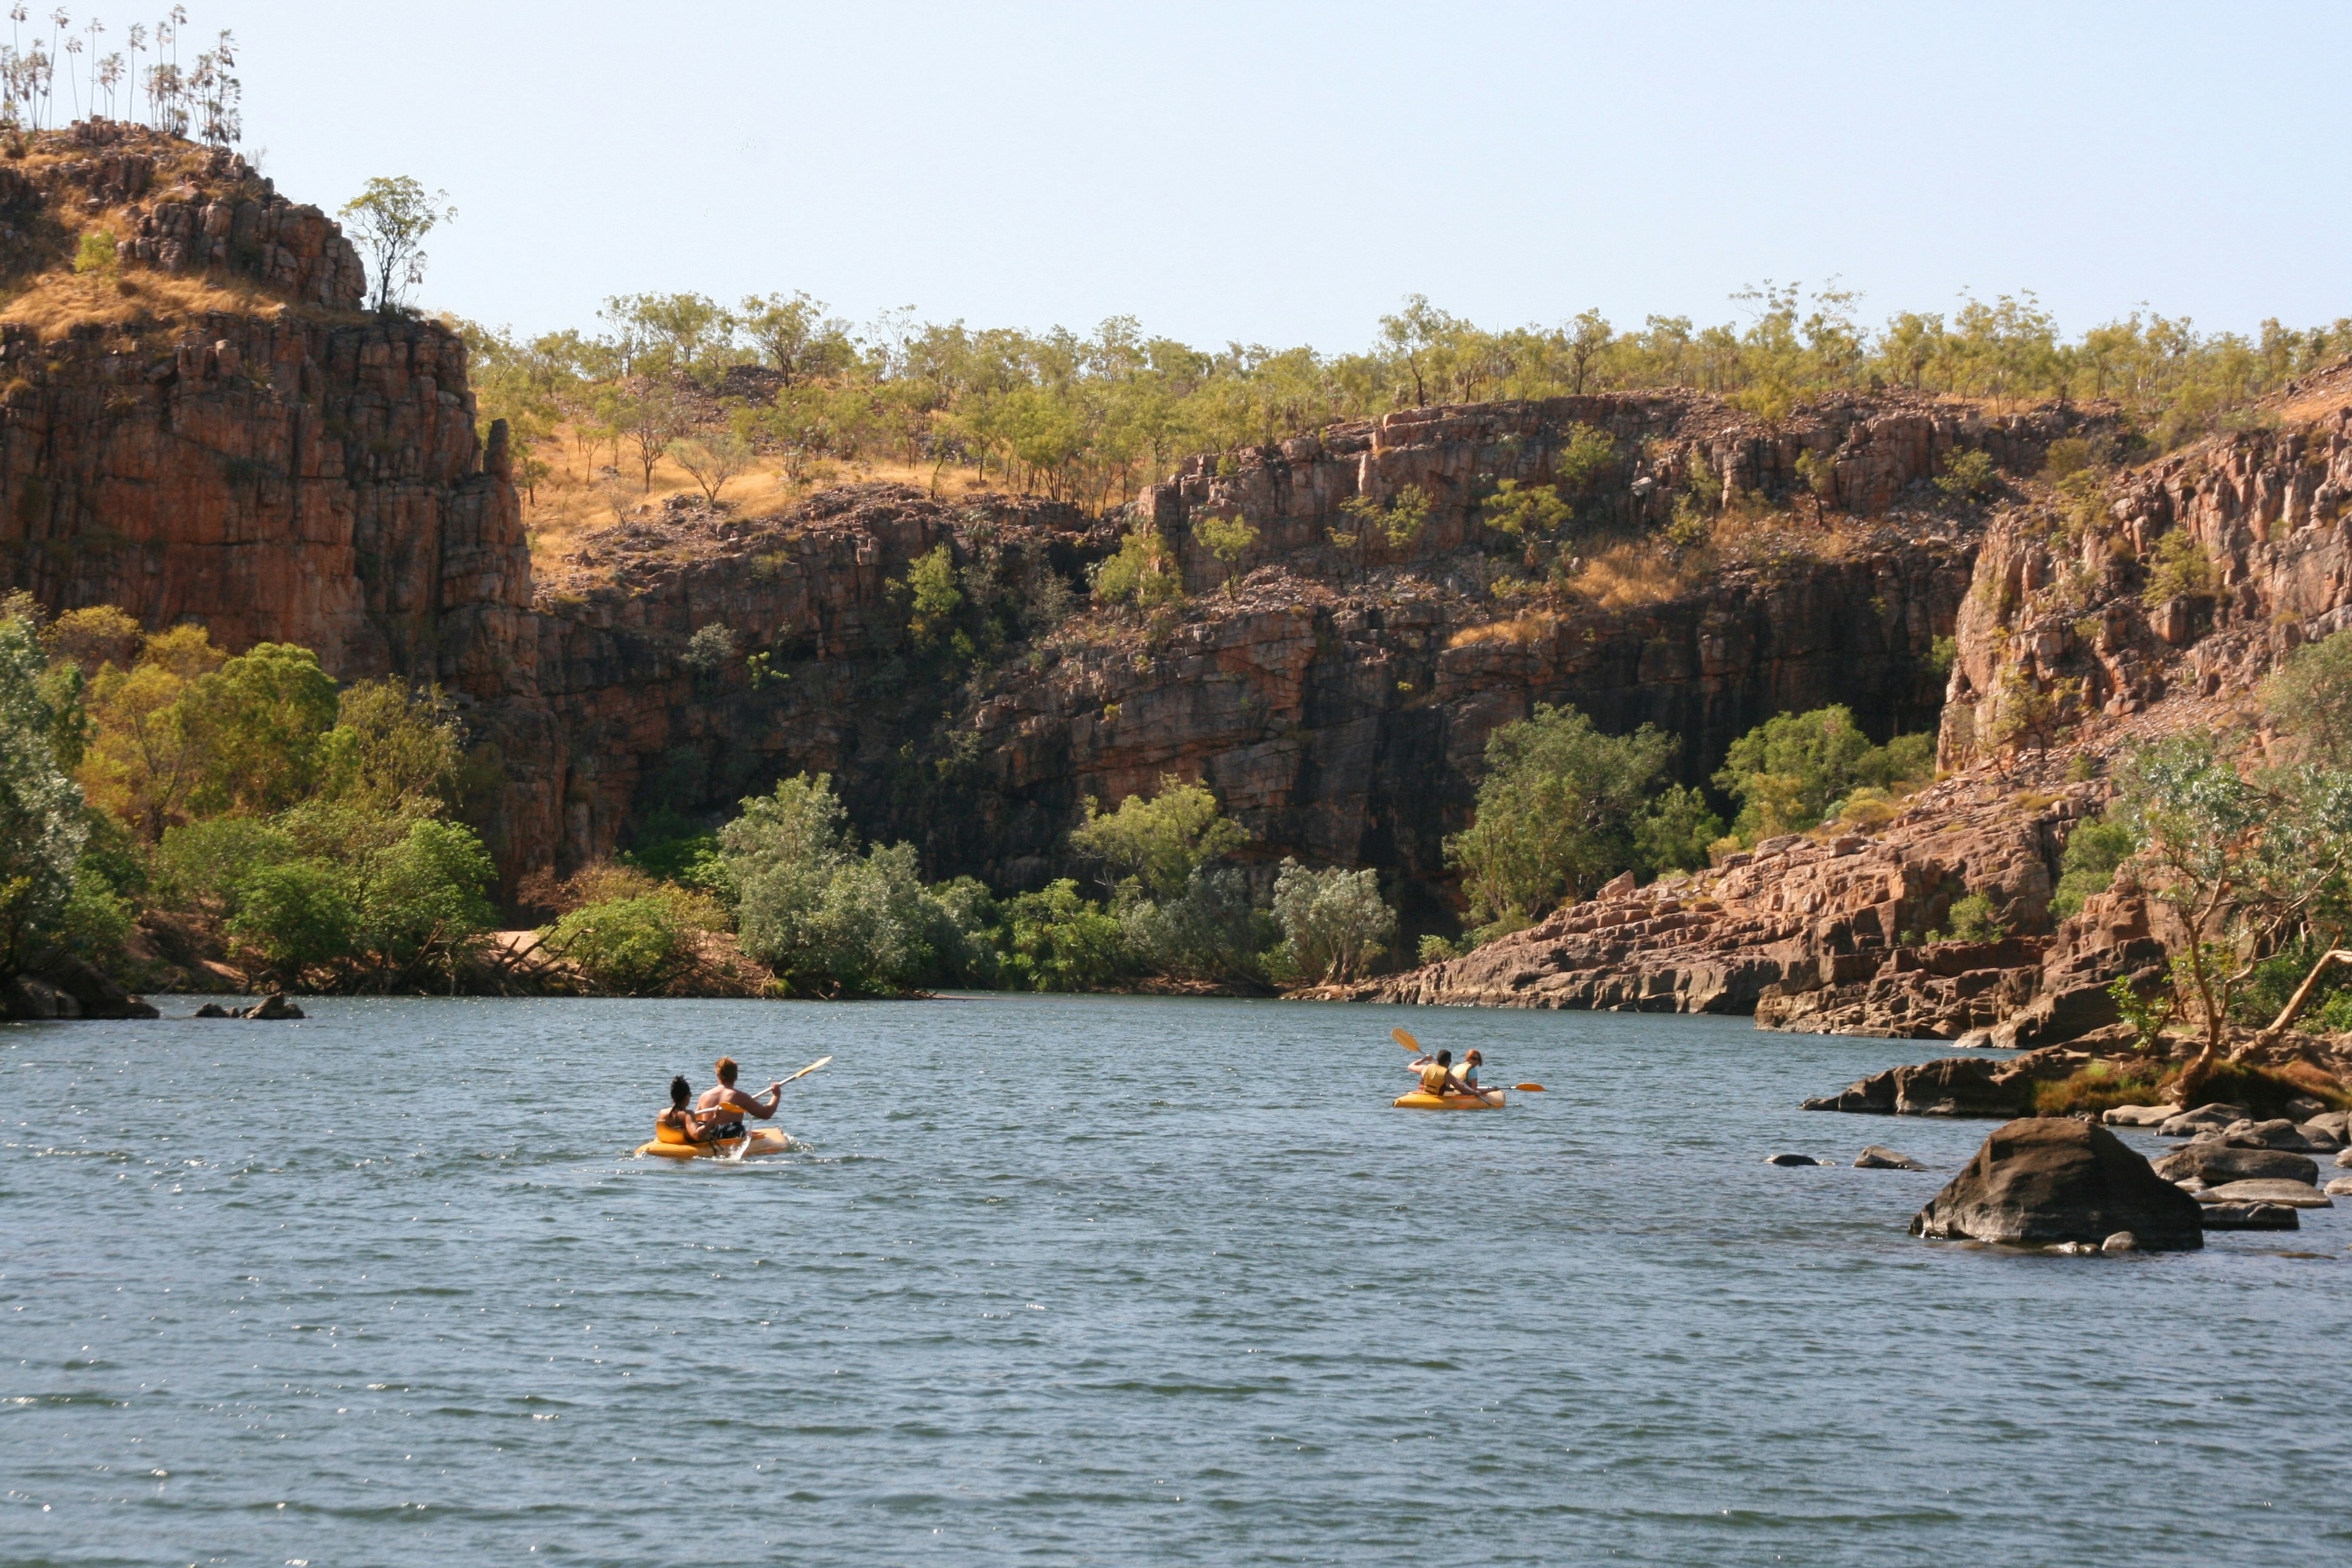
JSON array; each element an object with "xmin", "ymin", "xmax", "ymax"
[
  {"xmin": 2157, "ymin": 1104, "xmax": 2246, "ymax": 1137},
  {"xmin": 2101, "ymin": 1104, "xmax": 2176, "ymax": 1128},
  {"xmin": 1911, "ymin": 1117, "xmax": 2203, "ymax": 1249},
  {"xmin": 2198, "ymin": 1202, "xmax": 2299, "ymax": 1231},
  {"xmin": 2152, "ymin": 1142, "xmax": 2320, "ymax": 1186},
  {"xmin": 1855, "ymin": 1145, "xmax": 1926, "ymax": 1170},
  {"xmin": 1763, "ymin": 1152, "xmax": 1823, "ymax": 1166}
]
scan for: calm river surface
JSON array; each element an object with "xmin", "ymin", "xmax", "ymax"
[{"xmin": 4, "ymin": 996, "xmax": 2349, "ymax": 1566}]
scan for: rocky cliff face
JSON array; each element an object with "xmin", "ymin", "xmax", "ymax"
[
  {"xmin": 1943, "ymin": 363, "xmax": 2352, "ymax": 766},
  {"xmin": 1352, "ymin": 363, "xmax": 2352, "ymax": 1040},
  {"xmin": 500, "ymin": 393, "xmax": 2095, "ymax": 923}
]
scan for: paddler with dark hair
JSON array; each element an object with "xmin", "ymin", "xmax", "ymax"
[
  {"xmin": 655, "ymin": 1076, "xmax": 722, "ymax": 1142},
  {"xmin": 695, "ymin": 1056, "xmax": 784, "ymax": 1141},
  {"xmin": 1417, "ymin": 1049, "xmax": 1464, "ymax": 1098}
]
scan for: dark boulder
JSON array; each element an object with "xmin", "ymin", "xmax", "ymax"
[
  {"xmin": 2151, "ymin": 1142, "xmax": 2320, "ymax": 1187},
  {"xmin": 235, "ymin": 992, "xmax": 306, "ymax": 1020},
  {"xmin": 1911, "ymin": 1117, "xmax": 2204, "ymax": 1249},
  {"xmin": 1, "ymin": 952, "xmax": 159, "ymax": 1020},
  {"xmin": 1803, "ymin": 1056, "xmax": 2034, "ymax": 1117},
  {"xmin": 2198, "ymin": 1202, "xmax": 2299, "ymax": 1231},
  {"xmin": 192, "ymin": 1002, "xmax": 231, "ymax": 1018},
  {"xmin": 1763, "ymin": 1152, "xmax": 1823, "ymax": 1166},
  {"xmin": 1894, "ymin": 1057, "xmax": 2034, "ymax": 1118},
  {"xmin": 1803, "ymin": 1068, "xmax": 1897, "ymax": 1113}
]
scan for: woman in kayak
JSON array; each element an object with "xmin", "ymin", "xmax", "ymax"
[
  {"xmin": 1455, "ymin": 1049, "xmax": 1502, "ymax": 1104},
  {"xmin": 656, "ymin": 1076, "xmax": 722, "ymax": 1142}
]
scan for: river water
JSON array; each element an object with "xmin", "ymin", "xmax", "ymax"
[{"xmin": 3, "ymin": 995, "xmax": 2347, "ymax": 1566}]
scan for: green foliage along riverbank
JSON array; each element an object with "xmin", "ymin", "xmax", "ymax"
[{"xmin": 3, "ymin": 584, "xmax": 1978, "ymax": 1005}]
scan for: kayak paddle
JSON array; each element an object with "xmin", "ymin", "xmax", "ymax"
[
  {"xmin": 1392, "ymin": 1027, "xmax": 1422, "ymax": 1052},
  {"xmin": 781, "ymin": 1055, "xmax": 832, "ymax": 1085}
]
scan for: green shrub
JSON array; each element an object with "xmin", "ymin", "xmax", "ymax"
[
  {"xmin": 2049, "ymin": 814, "xmax": 2136, "ymax": 919},
  {"xmin": 1934, "ymin": 448, "xmax": 1999, "ymax": 500},
  {"xmin": 1121, "ymin": 866, "xmax": 1273, "ymax": 984},
  {"xmin": 548, "ymin": 894, "xmax": 694, "ymax": 995},
  {"xmin": 1444, "ymin": 702, "xmax": 1686, "ymax": 932},
  {"xmin": 157, "ymin": 817, "xmax": 301, "ymax": 912},
  {"xmin": 2139, "ymin": 529, "xmax": 2215, "ymax": 606},
  {"xmin": 0, "ymin": 612, "xmax": 87, "ymax": 966},
  {"xmin": 1945, "ymin": 892, "xmax": 2005, "ymax": 943},
  {"xmin": 1713, "ymin": 706, "xmax": 1934, "ymax": 843},
  {"xmin": 997, "ymin": 878, "xmax": 1130, "ymax": 992},
  {"xmin": 1070, "ymin": 774, "xmax": 1246, "ymax": 902},
  {"xmin": 1091, "ymin": 527, "xmax": 1183, "ymax": 609},
  {"xmin": 356, "ymin": 818, "xmax": 497, "ymax": 976},
  {"xmin": 228, "ymin": 859, "xmax": 358, "ymax": 980},
  {"xmin": 1272, "ymin": 859, "xmax": 1395, "ymax": 984}
]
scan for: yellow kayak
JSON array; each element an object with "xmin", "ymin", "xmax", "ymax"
[
  {"xmin": 634, "ymin": 1126, "xmax": 793, "ymax": 1159},
  {"xmin": 1393, "ymin": 1090, "xmax": 1507, "ymax": 1110}
]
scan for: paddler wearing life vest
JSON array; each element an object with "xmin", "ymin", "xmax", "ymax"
[
  {"xmin": 1417, "ymin": 1049, "xmax": 1465, "ymax": 1097},
  {"xmin": 656, "ymin": 1075, "xmax": 722, "ymax": 1142}
]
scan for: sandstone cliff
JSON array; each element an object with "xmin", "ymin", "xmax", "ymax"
[{"xmin": 1343, "ymin": 363, "xmax": 2352, "ymax": 1042}]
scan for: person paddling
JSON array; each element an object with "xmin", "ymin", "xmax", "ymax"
[
  {"xmin": 1417, "ymin": 1049, "xmax": 1466, "ymax": 1098},
  {"xmin": 656, "ymin": 1076, "xmax": 722, "ymax": 1143},
  {"xmin": 695, "ymin": 1056, "xmax": 783, "ymax": 1140}
]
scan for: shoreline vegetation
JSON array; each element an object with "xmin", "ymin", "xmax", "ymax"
[{"xmin": 23, "ymin": 576, "xmax": 2352, "ymax": 1057}]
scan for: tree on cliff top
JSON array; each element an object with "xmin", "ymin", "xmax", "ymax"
[{"xmin": 341, "ymin": 176, "xmax": 456, "ymax": 314}]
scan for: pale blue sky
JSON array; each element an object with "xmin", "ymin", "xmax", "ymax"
[{"xmin": 128, "ymin": 1, "xmax": 2352, "ymax": 347}]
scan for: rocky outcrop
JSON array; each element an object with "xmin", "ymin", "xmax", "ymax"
[
  {"xmin": 1805, "ymin": 1056, "xmax": 2038, "ymax": 1118},
  {"xmin": 1942, "ymin": 361, "xmax": 2352, "ymax": 767},
  {"xmin": 1910, "ymin": 1117, "xmax": 2204, "ymax": 1248},
  {"xmin": 1, "ymin": 950, "xmax": 159, "ymax": 1019},
  {"xmin": 1343, "ymin": 770, "xmax": 2100, "ymax": 1027}
]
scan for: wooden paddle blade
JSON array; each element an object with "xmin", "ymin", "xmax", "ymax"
[
  {"xmin": 1391, "ymin": 1026, "xmax": 1421, "ymax": 1052},
  {"xmin": 784, "ymin": 1054, "xmax": 834, "ymax": 1084},
  {"xmin": 1513, "ymin": 1083, "xmax": 1547, "ymax": 1092}
]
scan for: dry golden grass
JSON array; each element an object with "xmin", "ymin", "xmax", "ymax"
[
  {"xmin": 0, "ymin": 266, "xmax": 347, "ymax": 340},
  {"xmin": 1565, "ymin": 542, "xmax": 1695, "ymax": 608},
  {"xmin": 518, "ymin": 420, "xmax": 1003, "ymax": 569},
  {"xmin": 1447, "ymin": 610, "xmax": 1564, "ymax": 649}
]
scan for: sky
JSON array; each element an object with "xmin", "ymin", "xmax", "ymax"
[{"xmin": 61, "ymin": 0, "xmax": 2352, "ymax": 350}]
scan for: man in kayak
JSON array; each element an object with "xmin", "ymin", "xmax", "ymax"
[
  {"xmin": 1417, "ymin": 1049, "xmax": 1466, "ymax": 1098},
  {"xmin": 695, "ymin": 1056, "xmax": 785, "ymax": 1140}
]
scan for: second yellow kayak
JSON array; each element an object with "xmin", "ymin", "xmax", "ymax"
[
  {"xmin": 634, "ymin": 1127, "xmax": 793, "ymax": 1159},
  {"xmin": 1393, "ymin": 1090, "xmax": 1507, "ymax": 1110}
]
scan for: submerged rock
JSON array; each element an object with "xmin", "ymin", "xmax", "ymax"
[
  {"xmin": 2101, "ymin": 1231, "xmax": 2139, "ymax": 1253},
  {"xmin": 1855, "ymin": 1145, "xmax": 1927, "ymax": 1170},
  {"xmin": 2197, "ymin": 1179, "xmax": 2331, "ymax": 1208},
  {"xmin": 2198, "ymin": 1202, "xmax": 2299, "ymax": 1231},
  {"xmin": 192, "ymin": 1003, "xmax": 232, "ymax": 1018},
  {"xmin": 236, "ymin": 992, "xmax": 306, "ymax": 1020},
  {"xmin": 1763, "ymin": 1152, "xmax": 1823, "ymax": 1166},
  {"xmin": 2101, "ymin": 1104, "xmax": 2176, "ymax": 1128},
  {"xmin": 1911, "ymin": 1117, "xmax": 2203, "ymax": 1249}
]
